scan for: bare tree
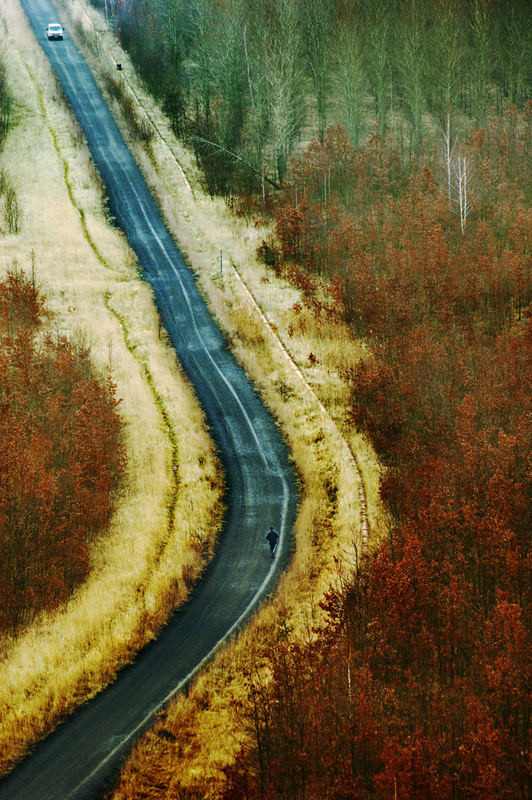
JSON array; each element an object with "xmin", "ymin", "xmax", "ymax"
[
  {"xmin": 189, "ymin": 0, "xmax": 249, "ymax": 193},
  {"xmin": 455, "ymin": 154, "xmax": 469, "ymax": 233},
  {"xmin": 260, "ymin": 0, "xmax": 306, "ymax": 184},
  {"xmin": 241, "ymin": 14, "xmax": 273, "ymax": 191},
  {"xmin": 468, "ymin": 0, "xmax": 493, "ymax": 123},
  {"xmin": 333, "ymin": 14, "xmax": 368, "ymax": 147},
  {"xmin": 364, "ymin": 0, "xmax": 392, "ymax": 141},
  {"xmin": 443, "ymin": 112, "xmax": 455, "ymax": 203},
  {"xmin": 299, "ymin": 0, "xmax": 334, "ymax": 144},
  {"xmin": 448, "ymin": 145, "xmax": 473, "ymax": 234},
  {"xmin": 394, "ymin": 0, "xmax": 428, "ymax": 152},
  {"xmin": 159, "ymin": 0, "xmax": 195, "ymax": 136}
]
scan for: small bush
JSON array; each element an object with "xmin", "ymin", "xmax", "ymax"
[
  {"xmin": 0, "ymin": 62, "xmax": 11, "ymax": 150},
  {"xmin": 256, "ymin": 237, "xmax": 279, "ymax": 270},
  {"xmin": 4, "ymin": 181, "xmax": 22, "ymax": 233}
]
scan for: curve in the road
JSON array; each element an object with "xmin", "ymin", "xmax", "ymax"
[{"xmin": 0, "ymin": 2, "xmax": 298, "ymax": 799}]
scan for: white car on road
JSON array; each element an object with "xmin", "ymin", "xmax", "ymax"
[{"xmin": 46, "ymin": 23, "xmax": 64, "ymax": 40}]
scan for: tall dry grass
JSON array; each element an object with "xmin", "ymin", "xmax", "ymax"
[{"xmin": 0, "ymin": 0, "xmax": 223, "ymax": 775}]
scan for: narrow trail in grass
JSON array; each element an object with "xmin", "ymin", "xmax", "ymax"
[
  {"xmin": 103, "ymin": 296, "xmax": 181, "ymax": 546},
  {"xmin": 0, "ymin": 2, "xmax": 297, "ymax": 799}
]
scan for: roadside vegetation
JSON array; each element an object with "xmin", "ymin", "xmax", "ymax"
[
  {"xmin": 221, "ymin": 121, "xmax": 531, "ymax": 798},
  {"xmin": 0, "ymin": 40, "xmax": 21, "ymax": 236},
  {"xmin": 0, "ymin": 43, "xmax": 11, "ymax": 149}
]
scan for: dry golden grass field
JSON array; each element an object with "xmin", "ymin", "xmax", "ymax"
[{"xmin": 0, "ymin": 0, "xmax": 384, "ymax": 793}]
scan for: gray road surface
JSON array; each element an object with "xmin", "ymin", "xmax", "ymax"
[{"xmin": 0, "ymin": 2, "xmax": 297, "ymax": 798}]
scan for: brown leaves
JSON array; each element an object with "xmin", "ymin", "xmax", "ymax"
[
  {"xmin": 226, "ymin": 120, "xmax": 531, "ymax": 799},
  {"xmin": 0, "ymin": 270, "xmax": 125, "ymax": 633}
]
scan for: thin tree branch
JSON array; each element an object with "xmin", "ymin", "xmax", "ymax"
[{"xmin": 192, "ymin": 136, "xmax": 281, "ymax": 189}]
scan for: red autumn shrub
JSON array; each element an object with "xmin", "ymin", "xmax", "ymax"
[{"xmin": 0, "ymin": 271, "xmax": 125, "ymax": 633}]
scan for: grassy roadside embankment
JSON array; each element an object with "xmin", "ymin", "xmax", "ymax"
[
  {"xmin": 46, "ymin": 2, "xmax": 386, "ymax": 796},
  {"xmin": 0, "ymin": 0, "xmax": 223, "ymax": 775}
]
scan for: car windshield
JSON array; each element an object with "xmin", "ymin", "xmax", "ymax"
[{"xmin": 49, "ymin": 24, "xmax": 62, "ymax": 31}]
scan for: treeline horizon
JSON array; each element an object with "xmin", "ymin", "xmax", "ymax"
[{"xmin": 93, "ymin": 0, "xmax": 531, "ymax": 194}]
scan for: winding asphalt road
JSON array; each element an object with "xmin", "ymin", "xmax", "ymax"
[{"xmin": 0, "ymin": 1, "xmax": 297, "ymax": 798}]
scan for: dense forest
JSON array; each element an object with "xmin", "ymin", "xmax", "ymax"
[
  {"xmin": 222, "ymin": 118, "xmax": 531, "ymax": 799},
  {"xmin": 94, "ymin": 0, "xmax": 531, "ymax": 193},
  {"xmin": 92, "ymin": 0, "xmax": 530, "ymax": 796},
  {"xmin": 0, "ymin": 271, "xmax": 125, "ymax": 633}
]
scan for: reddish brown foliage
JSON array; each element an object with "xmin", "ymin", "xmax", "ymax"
[
  {"xmin": 235, "ymin": 118, "xmax": 531, "ymax": 798},
  {"xmin": 0, "ymin": 271, "xmax": 125, "ymax": 633}
]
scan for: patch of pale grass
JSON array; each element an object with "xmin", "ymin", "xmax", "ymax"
[{"xmin": 0, "ymin": 0, "xmax": 222, "ymax": 774}]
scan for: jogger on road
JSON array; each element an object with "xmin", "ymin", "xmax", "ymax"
[{"xmin": 265, "ymin": 526, "xmax": 279, "ymax": 558}]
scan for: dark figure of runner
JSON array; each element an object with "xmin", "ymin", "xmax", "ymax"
[{"xmin": 265, "ymin": 526, "xmax": 279, "ymax": 558}]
